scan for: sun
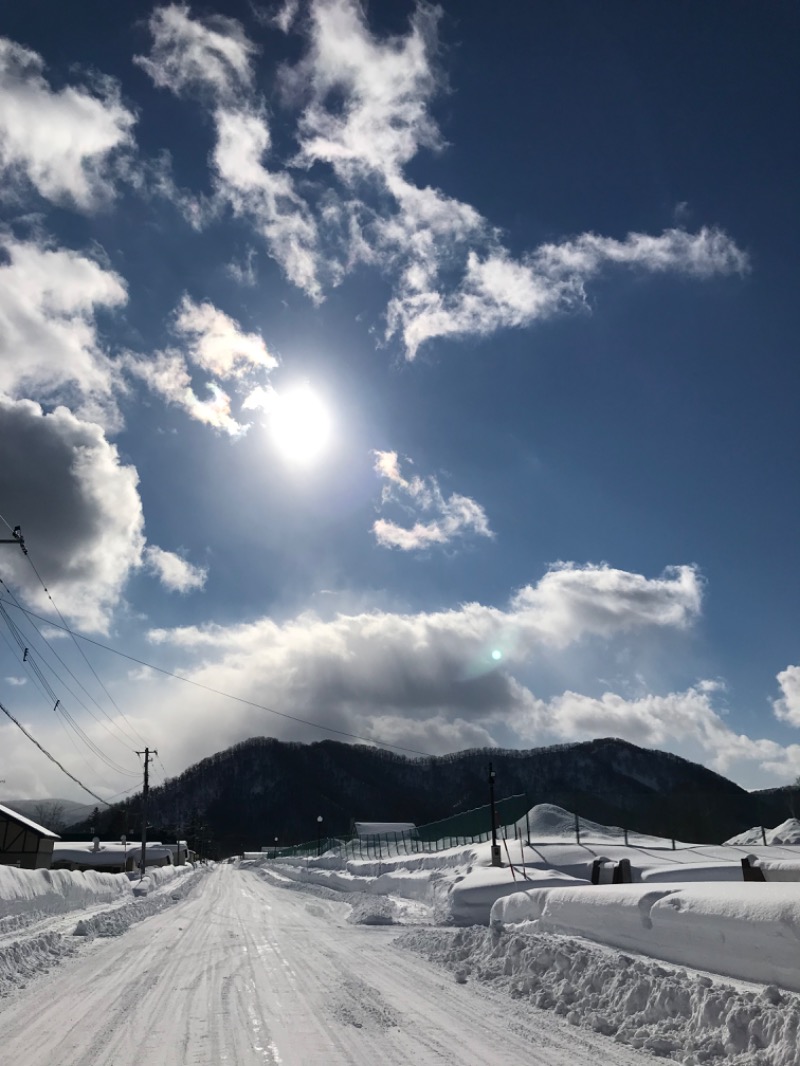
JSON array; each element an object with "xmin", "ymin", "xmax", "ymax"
[{"xmin": 270, "ymin": 384, "xmax": 331, "ymax": 464}]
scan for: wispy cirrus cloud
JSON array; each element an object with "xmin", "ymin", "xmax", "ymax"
[
  {"xmin": 372, "ymin": 450, "xmax": 492, "ymax": 551},
  {"xmin": 136, "ymin": 5, "xmax": 323, "ymax": 297},
  {"xmin": 283, "ymin": 0, "xmax": 748, "ymax": 357},
  {"xmin": 124, "ymin": 295, "xmax": 277, "ymax": 436},
  {"xmin": 136, "ymin": 2, "xmax": 748, "ymax": 354},
  {"xmin": 0, "ymin": 37, "xmax": 136, "ymax": 210},
  {"xmin": 133, "ymin": 4, "xmax": 256, "ymax": 100}
]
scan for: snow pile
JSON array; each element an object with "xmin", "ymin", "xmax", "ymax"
[
  {"xmin": 399, "ymin": 925, "xmax": 800, "ymax": 1065},
  {"xmin": 517, "ymin": 803, "xmax": 674, "ymax": 846},
  {"xmin": 74, "ymin": 868, "xmax": 204, "ymax": 937},
  {"xmin": 491, "ymin": 882, "xmax": 800, "ymax": 992},
  {"xmin": 0, "ymin": 864, "xmax": 203, "ymax": 996},
  {"xmin": 0, "ymin": 864, "xmax": 131, "ymax": 920},
  {"xmin": 0, "ymin": 932, "xmax": 80, "ymax": 997},
  {"xmin": 346, "ymin": 895, "xmax": 400, "ymax": 925},
  {"xmin": 727, "ymin": 818, "xmax": 800, "ymax": 846}
]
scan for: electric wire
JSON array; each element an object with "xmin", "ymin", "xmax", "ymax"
[
  {"xmin": 0, "ymin": 600, "xmax": 139, "ymax": 778},
  {"xmin": 0, "ymin": 595, "xmax": 434, "ymax": 759},
  {"xmin": 0, "ymin": 696, "xmax": 111, "ymax": 806},
  {"xmin": 0, "ymin": 514, "xmax": 147, "ymax": 749},
  {"xmin": 0, "ymin": 575, "xmax": 141, "ymax": 766}
]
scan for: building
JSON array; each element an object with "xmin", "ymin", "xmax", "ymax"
[
  {"xmin": 50, "ymin": 840, "xmax": 177, "ymax": 874},
  {"xmin": 0, "ymin": 803, "xmax": 60, "ymax": 869}
]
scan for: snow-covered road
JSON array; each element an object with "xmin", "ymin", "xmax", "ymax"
[{"xmin": 0, "ymin": 863, "xmax": 650, "ymax": 1065}]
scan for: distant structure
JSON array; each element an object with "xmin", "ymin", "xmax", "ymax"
[
  {"xmin": 0, "ymin": 803, "xmax": 60, "ymax": 869},
  {"xmin": 352, "ymin": 821, "xmax": 418, "ymax": 839}
]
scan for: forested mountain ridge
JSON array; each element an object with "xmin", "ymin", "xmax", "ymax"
[{"xmin": 69, "ymin": 736, "xmax": 784, "ymax": 856}]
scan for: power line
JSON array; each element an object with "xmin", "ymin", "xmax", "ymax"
[
  {"xmin": 0, "ymin": 697, "xmax": 111, "ymax": 806},
  {"xmin": 0, "ymin": 579, "xmax": 139, "ymax": 756},
  {"xmin": 0, "ymin": 596, "xmax": 139, "ymax": 778},
  {"xmin": 0, "ymin": 596, "xmax": 433, "ymax": 759},
  {"xmin": 0, "ymin": 516, "xmax": 147, "ymax": 749}
]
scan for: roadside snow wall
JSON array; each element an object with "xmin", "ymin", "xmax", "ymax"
[{"xmin": 492, "ymin": 882, "xmax": 800, "ymax": 992}]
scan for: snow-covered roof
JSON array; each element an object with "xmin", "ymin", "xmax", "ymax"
[
  {"xmin": 0, "ymin": 803, "xmax": 60, "ymax": 840},
  {"xmin": 51, "ymin": 841, "xmax": 174, "ymax": 865}
]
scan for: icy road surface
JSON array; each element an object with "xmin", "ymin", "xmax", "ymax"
[{"xmin": 0, "ymin": 864, "xmax": 651, "ymax": 1065}]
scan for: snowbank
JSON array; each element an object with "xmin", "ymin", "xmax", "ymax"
[
  {"xmin": 450, "ymin": 865, "xmax": 589, "ymax": 926},
  {"xmin": 492, "ymin": 882, "xmax": 800, "ymax": 992},
  {"xmin": 399, "ymin": 925, "xmax": 800, "ymax": 1066},
  {"xmin": 727, "ymin": 818, "xmax": 800, "ymax": 846},
  {"xmin": 0, "ymin": 864, "xmax": 131, "ymax": 920},
  {"xmin": 0, "ymin": 865, "xmax": 203, "ymax": 997}
]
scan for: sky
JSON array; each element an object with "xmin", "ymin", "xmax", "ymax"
[{"xmin": 0, "ymin": 0, "xmax": 798, "ymax": 803}]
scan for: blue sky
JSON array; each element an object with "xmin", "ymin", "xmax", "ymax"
[{"xmin": 0, "ymin": 0, "xmax": 798, "ymax": 801}]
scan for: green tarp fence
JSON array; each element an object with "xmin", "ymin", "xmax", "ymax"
[{"xmin": 263, "ymin": 792, "xmax": 531, "ymax": 859}]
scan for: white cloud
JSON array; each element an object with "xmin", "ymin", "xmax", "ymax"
[
  {"xmin": 0, "ymin": 397, "xmax": 145, "ymax": 632},
  {"xmin": 509, "ymin": 562, "xmax": 702, "ymax": 647},
  {"xmin": 0, "ymin": 234, "xmax": 127, "ymax": 425},
  {"xmin": 511, "ymin": 684, "xmax": 800, "ymax": 782},
  {"xmin": 774, "ymin": 665, "xmax": 800, "ymax": 727},
  {"xmin": 386, "ymin": 227, "xmax": 748, "ymax": 359},
  {"xmin": 211, "ymin": 107, "xmax": 322, "ymax": 296},
  {"xmin": 175, "ymin": 295, "xmax": 277, "ymax": 377},
  {"xmin": 372, "ymin": 449, "xmax": 492, "ymax": 551},
  {"xmin": 143, "ymin": 545, "xmax": 207, "ymax": 593},
  {"xmin": 0, "ymin": 37, "xmax": 136, "ymax": 210},
  {"xmin": 272, "ymin": 0, "xmax": 301, "ymax": 34},
  {"xmin": 134, "ymin": 4, "xmax": 256, "ymax": 100},
  {"xmin": 138, "ymin": 562, "xmax": 702, "ymax": 766},
  {"xmin": 4, "ymin": 676, "xmax": 26, "ymax": 686},
  {"xmin": 123, "ymin": 296, "xmax": 279, "ymax": 436},
  {"xmin": 289, "ymin": 0, "xmax": 442, "ymax": 183},
  {"xmin": 137, "ymin": 7, "xmax": 323, "ymax": 297},
  {"xmin": 283, "ymin": 1, "xmax": 749, "ymax": 358}
]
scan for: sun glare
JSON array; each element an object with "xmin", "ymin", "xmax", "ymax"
[{"xmin": 270, "ymin": 384, "xmax": 331, "ymax": 464}]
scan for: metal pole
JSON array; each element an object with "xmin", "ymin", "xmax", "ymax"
[
  {"xmin": 489, "ymin": 763, "xmax": 501, "ymax": 866},
  {"xmin": 135, "ymin": 747, "xmax": 157, "ymax": 879}
]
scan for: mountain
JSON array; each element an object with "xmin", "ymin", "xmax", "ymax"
[
  {"xmin": 71, "ymin": 736, "xmax": 760, "ymax": 857},
  {"xmin": 750, "ymin": 784, "xmax": 800, "ymax": 828},
  {"xmin": 0, "ymin": 797, "xmax": 95, "ymax": 831}
]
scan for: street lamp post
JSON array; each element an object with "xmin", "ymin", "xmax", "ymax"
[
  {"xmin": 489, "ymin": 763, "xmax": 501, "ymax": 867},
  {"xmin": 121, "ymin": 834, "xmax": 127, "ymax": 873},
  {"xmin": 273, "ymin": 836, "xmax": 278, "ymax": 859},
  {"xmin": 317, "ymin": 815, "xmax": 323, "ymax": 857}
]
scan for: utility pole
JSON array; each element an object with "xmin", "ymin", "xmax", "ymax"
[
  {"xmin": 136, "ymin": 747, "xmax": 157, "ymax": 879},
  {"xmin": 0, "ymin": 526, "xmax": 27, "ymax": 555}
]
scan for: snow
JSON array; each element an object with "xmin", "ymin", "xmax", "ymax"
[
  {"xmin": 491, "ymin": 882, "xmax": 800, "ymax": 992},
  {"xmin": 399, "ymin": 925, "xmax": 800, "ymax": 1065},
  {"xmin": 727, "ymin": 818, "xmax": 800, "ymax": 846},
  {"xmin": 4, "ymin": 806, "xmax": 800, "ymax": 1064}
]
